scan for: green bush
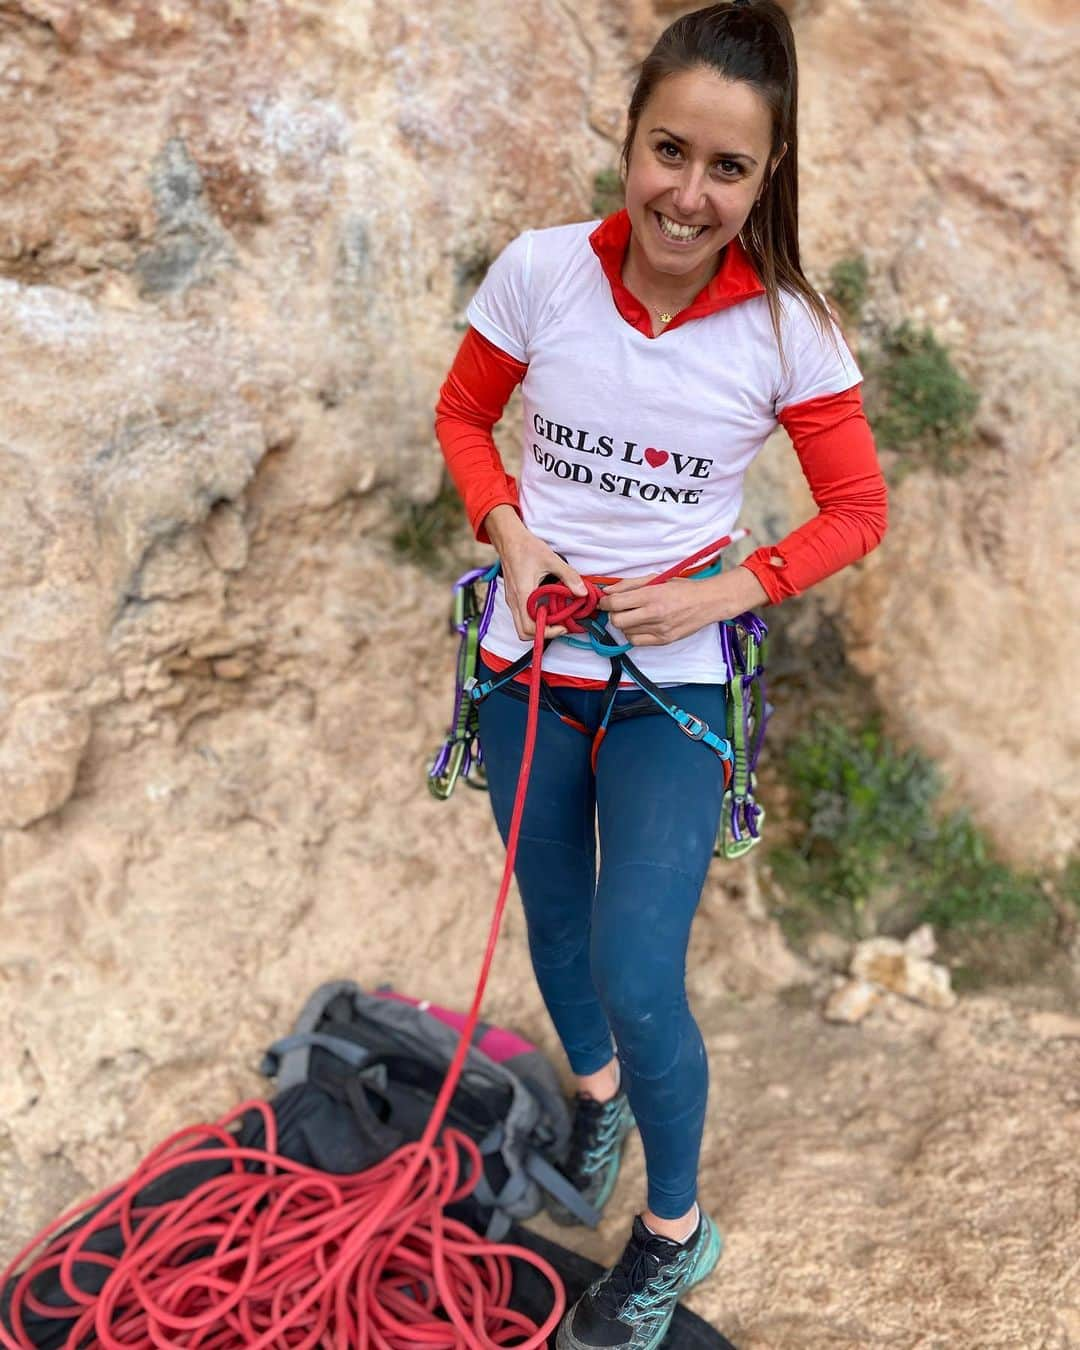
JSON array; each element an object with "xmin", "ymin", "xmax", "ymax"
[
  {"xmin": 827, "ymin": 255, "xmax": 869, "ymax": 326},
  {"xmin": 391, "ymin": 476, "xmax": 469, "ymax": 573},
  {"xmin": 592, "ymin": 168, "xmax": 624, "ymax": 217},
  {"xmin": 1063, "ymin": 856, "xmax": 1080, "ymax": 912},
  {"xmin": 768, "ymin": 714, "xmax": 1050, "ymax": 938},
  {"xmin": 865, "ymin": 320, "xmax": 980, "ymax": 475}
]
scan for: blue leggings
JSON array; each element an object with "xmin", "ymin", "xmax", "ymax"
[{"xmin": 474, "ymin": 654, "xmax": 729, "ymax": 1219}]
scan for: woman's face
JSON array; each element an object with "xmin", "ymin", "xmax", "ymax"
[{"xmin": 623, "ymin": 66, "xmax": 782, "ymax": 286}]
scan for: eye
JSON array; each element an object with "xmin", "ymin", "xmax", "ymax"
[
  {"xmin": 656, "ymin": 139, "xmax": 683, "ymax": 161},
  {"xmin": 714, "ymin": 159, "xmax": 744, "ymax": 178}
]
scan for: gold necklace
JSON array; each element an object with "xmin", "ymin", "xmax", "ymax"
[{"xmin": 652, "ymin": 298, "xmax": 695, "ymax": 324}]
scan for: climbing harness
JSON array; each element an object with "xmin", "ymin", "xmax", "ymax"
[{"xmin": 427, "ymin": 533, "xmax": 772, "ymax": 858}]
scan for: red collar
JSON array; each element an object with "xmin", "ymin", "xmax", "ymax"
[{"xmin": 588, "ymin": 208, "xmax": 765, "ymax": 338}]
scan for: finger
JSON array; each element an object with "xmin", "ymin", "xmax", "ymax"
[
  {"xmin": 601, "ymin": 573, "xmax": 656, "ymax": 596},
  {"xmin": 503, "ymin": 592, "xmax": 526, "ymax": 641},
  {"xmin": 505, "ymin": 585, "xmax": 535, "ymax": 639},
  {"xmin": 613, "ymin": 614, "xmax": 662, "ymax": 640},
  {"xmin": 553, "ymin": 560, "xmax": 589, "ymax": 598},
  {"xmin": 601, "ymin": 591, "xmax": 654, "ymax": 616}
]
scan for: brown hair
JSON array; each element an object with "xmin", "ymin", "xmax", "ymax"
[{"xmin": 621, "ymin": 1, "xmax": 838, "ymax": 370}]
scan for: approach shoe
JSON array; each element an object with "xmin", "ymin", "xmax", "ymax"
[
  {"xmin": 555, "ymin": 1208, "xmax": 723, "ymax": 1350},
  {"xmin": 544, "ymin": 1087, "xmax": 637, "ymax": 1226}
]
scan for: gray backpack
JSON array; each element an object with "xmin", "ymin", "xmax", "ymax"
[{"xmin": 260, "ymin": 980, "xmax": 606, "ymax": 1239}]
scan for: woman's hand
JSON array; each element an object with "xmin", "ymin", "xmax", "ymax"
[
  {"xmin": 598, "ymin": 567, "xmax": 770, "ymax": 646},
  {"xmin": 483, "ymin": 505, "xmax": 588, "ymax": 641}
]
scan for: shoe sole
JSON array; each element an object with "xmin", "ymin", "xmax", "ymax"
[
  {"xmin": 544, "ymin": 1098, "xmax": 637, "ymax": 1227},
  {"xmin": 554, "ymin": 1213, "xmax": 724, "ymax": 1350}
]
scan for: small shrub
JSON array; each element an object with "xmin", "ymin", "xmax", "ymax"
[
  {"xmin": 1063, "ymin": 856, "xmax": 1080, "ymax": 912},
  {"xmin": 916, "ymin": 814, "xmax": 1049, "ymax": 931},
  {"xmin": 767, "ymin": 713, "xmax": 1050, "ymax": 938},
  {"xmin": 592, "ymin": 168, "xmax": 624, "ymax": 217},
  {"xmin": 865, "ymin": 320, "xmax": 980, "ymax": 475},
  {"xmin": 827, "ymin": 255, "xmax": 869, "ymax": 326},
  {"xmin": 453, "ymin": 250, "xmax": 493, "ymax": 318},
  {"xmin": 391, "ymin": 476, "xmax": 469, "ymax": 573}
]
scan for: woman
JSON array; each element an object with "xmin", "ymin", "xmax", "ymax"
[{"xmin": 435, "ymin": 4, "xmax": 888, "ymax": 1345}]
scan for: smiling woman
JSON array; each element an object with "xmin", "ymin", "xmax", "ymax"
[
  {"xmin": 621, "ymin": 69, "xmax": 782, "ymax": 326},
  {"xmin": 432, "ymin": 4, "xmax": 888, "ymax": 1347}
]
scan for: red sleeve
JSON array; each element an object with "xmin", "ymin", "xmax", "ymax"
[
  {"xmin": 739, "ymin": 385, "xmax": 888, "ymax": 604},
  {"xmin": 434, "ymin": 327, "xmax": 528, "ymax": 544}
]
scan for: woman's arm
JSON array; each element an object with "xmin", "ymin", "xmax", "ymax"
[
  {"xmin": 434, "ymin": 327, "xmax": 528, "ymax": 544},
  {"xmin": 434, "ymin": 327, "xmax": 588, "ymax": 637},
  {"xmin": 599, "ymin": 385, "xmax": 887, "ymax": 644},
  {"xmin": 737, "ymin": 384, "xmax": 889, "ymax": 603}
]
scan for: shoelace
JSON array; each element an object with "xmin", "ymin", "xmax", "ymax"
[
  {"xmin": 565, "ymin": 1093, "xmax": 624, "ymax": 1181},
  {"xmin": 593, "ymin": 1228, "xmax": 688, "ymax": 1318}
]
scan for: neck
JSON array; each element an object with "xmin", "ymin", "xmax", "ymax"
[{"xmin": 621, "ymin": 230, "xmax": 723, "ymax": 312}]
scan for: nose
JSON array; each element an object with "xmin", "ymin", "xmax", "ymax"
[{"xmin": 671, "ymin": 162, "xmax": 707, "ymax": 218}]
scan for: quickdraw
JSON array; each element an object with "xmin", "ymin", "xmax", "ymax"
[
  {"xmin": 426, "ymin": 561, "xmax": 499, "ymax": 799},
  {"xmin": 717, "ymin": 612, "xmax": 771, "ymax": 858},
  {"xmin": 427, "ymin": 536, "xmax": 772, "ymax": 859}
]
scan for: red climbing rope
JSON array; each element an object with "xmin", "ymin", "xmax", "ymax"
[
  {"xmin": 0, "ymin": 592, "xmax": 575, "ymax": 1350},
  {"xmin": 1, "ymin": 540, "xmax": 741, "ymax": 1348}
]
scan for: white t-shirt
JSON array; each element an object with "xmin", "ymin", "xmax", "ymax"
[{"xmin": 466, "ymin": 219, "xmax": 862, "ymax": 685}]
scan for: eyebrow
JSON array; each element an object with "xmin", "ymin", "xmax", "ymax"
[{"xmin": 648, "ymin": 126, "xmax": 758, "ymax": 166}]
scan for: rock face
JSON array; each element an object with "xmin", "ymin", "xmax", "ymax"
[
  {"xmin": 783, "ymin": 0, "xmax": 1078, "ymax": 871},
  {"xmin": 0, "ymin": 0, "xmax": 1077, "ymax": 1342}
]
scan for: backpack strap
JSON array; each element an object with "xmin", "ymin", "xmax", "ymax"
[
  {"xmin": 262, "ymin": 980, "xmax": 363, "ymax": 1091},
  {"xmin": 260, "ymin": 1031, "xmax": 373, "ymax": 1081},
  {"xmin": 523, "ymin": 1152, "xmax": 603, "ymax": 1228},
  {"xmin": 469, "ymin": 1124, "xmax": 603, "ymax": 1239}
]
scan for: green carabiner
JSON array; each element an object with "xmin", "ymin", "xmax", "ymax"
[{"xmin": 428, "ymin": 739, "xmax": 468, "ymax": 801}]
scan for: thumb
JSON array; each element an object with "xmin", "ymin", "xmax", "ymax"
[{"xmin": 557, "ymin": 561, "xmax": 589, "ymax": 598}]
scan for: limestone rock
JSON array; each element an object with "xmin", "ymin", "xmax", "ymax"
[
  {"xmin": 823, "ymin": 976, "xmax": 882, "ymax": 1024},
  {"xmin": 903, "ymin": 922, "xmax": 937, "ymax": 961},
  {"xmin": 805, "ymin": 929, "xmax": 853, "ymax": 972},
  {"xmin": 0, "ymin": 694, "xmax": 91, "ymax": 828},
  {"xmin": 850, "ymin": 935, "xmax": 958, "ymax": 1010}
]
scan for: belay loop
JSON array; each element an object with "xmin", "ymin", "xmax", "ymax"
[{"xmin": 426, "ymin": 538, "xmax": 772, "ymax": 859}]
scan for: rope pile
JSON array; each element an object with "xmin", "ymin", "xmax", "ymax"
[{"xmin": 1, "ymin": 589, "xmax": 573, "ymax": 1350}]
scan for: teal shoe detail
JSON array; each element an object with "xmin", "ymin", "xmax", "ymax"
[
  {"xmin": 556, "ymin": 1209, "xmax": 723, "ymax": 1349},
  {"xmin": 544, "ymin": 1089, "xmax": 637, "ymax": 1226}
]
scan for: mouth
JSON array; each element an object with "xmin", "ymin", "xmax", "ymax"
[{"xmin": 653, "ymin": 210, "xmax": 709, "ymax": 245}]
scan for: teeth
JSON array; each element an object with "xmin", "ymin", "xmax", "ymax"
[{"xmin": 657, "ymin": 213, "xmax": 706, "ymax": 241}]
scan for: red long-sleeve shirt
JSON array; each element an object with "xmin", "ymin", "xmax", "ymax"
[{"xmin": 435, "ymin": 324, "xmax": 888, "ymax": 604}]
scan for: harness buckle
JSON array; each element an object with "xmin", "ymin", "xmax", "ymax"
[{"xmin": 679, "ymin": 714, "xmax": 708, "ymax": 741}]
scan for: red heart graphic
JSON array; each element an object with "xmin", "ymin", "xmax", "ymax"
[{"xmin": 644, "ymin": 447, "xmax": 669, "ymax": 468}]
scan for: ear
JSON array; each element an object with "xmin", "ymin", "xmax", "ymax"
[{"xmin": 771, "ymin": 141, "xmax": 789, "ymax": 175}]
